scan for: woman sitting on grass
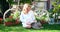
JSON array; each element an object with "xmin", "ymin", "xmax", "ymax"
[{"xmin": 20, "ymin": 3, "xmax": 37, "ymax": 28}]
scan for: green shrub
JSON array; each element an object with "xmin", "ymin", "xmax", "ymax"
[{"xmin": 5, "ymin": 18, "xmax": 15, "ymax": 22}]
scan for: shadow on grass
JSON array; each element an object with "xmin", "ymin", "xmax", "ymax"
[
  {"xmin": 42, "ymin": 24, "xmax": 60, "ymax": 30},
  {"xmin": 29, "ymin": 23, "xmax": 60, "ymax": 30}
]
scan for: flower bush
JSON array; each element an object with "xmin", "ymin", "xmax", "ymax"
[{"xmin": 35, "ymin": 9, "xmax": 50, "ymax": 22}]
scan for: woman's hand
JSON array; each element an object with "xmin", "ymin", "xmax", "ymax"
[{"xmin": 26, "ymin": 21, "xmax": 31, "ymax": 25}]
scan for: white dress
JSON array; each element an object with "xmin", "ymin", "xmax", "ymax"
[{"xmin": 20, "ymin": 10, "xmax": 36, "ymax": 27}]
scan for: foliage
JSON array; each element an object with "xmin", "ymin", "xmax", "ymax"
[
  {"xmin": 36, "ymin": 14, "xmax": 49, "ymax": 22},
  {"xmin": 20, "ymin": 0, "xmax": 31, "ymax": 4},
  {"xmin": 35, "ymin": 10, "xmax": 49, "ymax": 22},
  {"xmin": 11, "ymin": 10, "xmax": 20, "ymax": 20},
  {"xmin": 7, "ymin": 0, "xmax": 13, "ymax": 4},
  {"xmin": 5, "ymin": 18, "xmax": 15, "ymax": 22},
  {"xmin": 51, "ymin": 0, "xmax": 60, "ymax": 13},
  {"xmin": 48, "ymin": 0, "xmax": 60, "ymax": 18},
  {"xmin": 52, "ymin": 5, "xmax": 60, "ymax": 13},
  {"xmin": 7, "ymin": 0, "xmax": 31, "ymax": 5}
]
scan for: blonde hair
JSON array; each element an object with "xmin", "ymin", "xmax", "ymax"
[{"xmin": 22, "ymin": 3, "xmax": 31, "ymax": 11}]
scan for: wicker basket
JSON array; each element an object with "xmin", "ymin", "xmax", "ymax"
[
  {"xmin": 3, "ymin": 8, "xmax": 20, "ymax": 26},
  {"xmin": 3, "ymin": 8, "xmax": 13, "ymax": 25}
]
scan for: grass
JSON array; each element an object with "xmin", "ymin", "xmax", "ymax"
[{"xmin": 0, "ymin": 23, "xmax": 60, "ymax": 32}]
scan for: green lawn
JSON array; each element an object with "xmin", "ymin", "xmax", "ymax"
[{"xmin": 0, "ymin": 23, "xmax": 60, "ymax": 32}]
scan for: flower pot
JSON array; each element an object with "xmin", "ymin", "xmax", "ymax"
[
  {"xmin": 15, "ymin": 21, "xmax": 20, "ymax": 24},
  {"xmin": 15, "ymin": 18, "xmax": 20, "ymax": 24},
  {"xmin": 15, "ymin": 19, "xmax": 20, "ymax": 24},
  {"xmin": 5, "ymin": 22, "xmax": 13, "ymax": 26},
  {"xmin": 0, "ymin": 18, "xmax": 3, "ymax": 24}
]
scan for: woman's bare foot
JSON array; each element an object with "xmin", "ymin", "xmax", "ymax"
[{"xmin": 25, "ymin": 25, "xmax": 31, "ymax": 29}]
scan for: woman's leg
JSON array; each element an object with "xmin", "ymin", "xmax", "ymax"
[
  {"xmin": 25, "ymin": 25, "xmax": 31, "ymax": 28},
  {"xmin": 22, "ymin": 23, "xmax": 31, "ymax": 28}
]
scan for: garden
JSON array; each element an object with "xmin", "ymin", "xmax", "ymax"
[{"xmin": 0, "ymin": 0, "xmax": 60, "ymax": 32}]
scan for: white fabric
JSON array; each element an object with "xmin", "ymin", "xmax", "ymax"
[{"xmin": 20, "ymin": 10, "xmax": 36, "ymax": 27}]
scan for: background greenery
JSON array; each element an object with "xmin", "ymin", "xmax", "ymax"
[{"xmin": 7, "ymin": 0, "xmax": 31, "ymax": 5}]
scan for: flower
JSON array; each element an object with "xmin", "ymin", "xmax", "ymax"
[
  {"xmin": 0, "ymin": 18, "xmax": 3, "ymax": 21},
  {"xmin": 9, "ymin": 16, "xmax": 13, "ymax": 19}
]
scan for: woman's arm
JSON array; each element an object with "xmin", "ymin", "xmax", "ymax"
[
  {"xmin": 20, "ymin": 12, "xmax": 26, "ymax": 23},
  {"xmin": 31, "ymin": 11, "xmax": 35, "ymax": 20},
  {"xmin": 30, "ymin": 11, "xmax": 36, "ymax": 23}
]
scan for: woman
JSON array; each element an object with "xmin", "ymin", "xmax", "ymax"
[{"xmin": 20, "ymin": 3, "xmax": 36, "ymax": 28}]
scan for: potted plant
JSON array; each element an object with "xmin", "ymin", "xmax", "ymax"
[
  {"xmin": 10, "ymin": 9, "xmax": 20, "ymax": 25},
  {"xmin": 9, "ymin": 15, "xmax": 20, "ymax": 24},
  {"xmin": 36, "ymin": 16, "xmax": 46, "ymax": 24},
  {"xmin": 4, "ymin": 17, "xmax": 16, "ymax": 26}
]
